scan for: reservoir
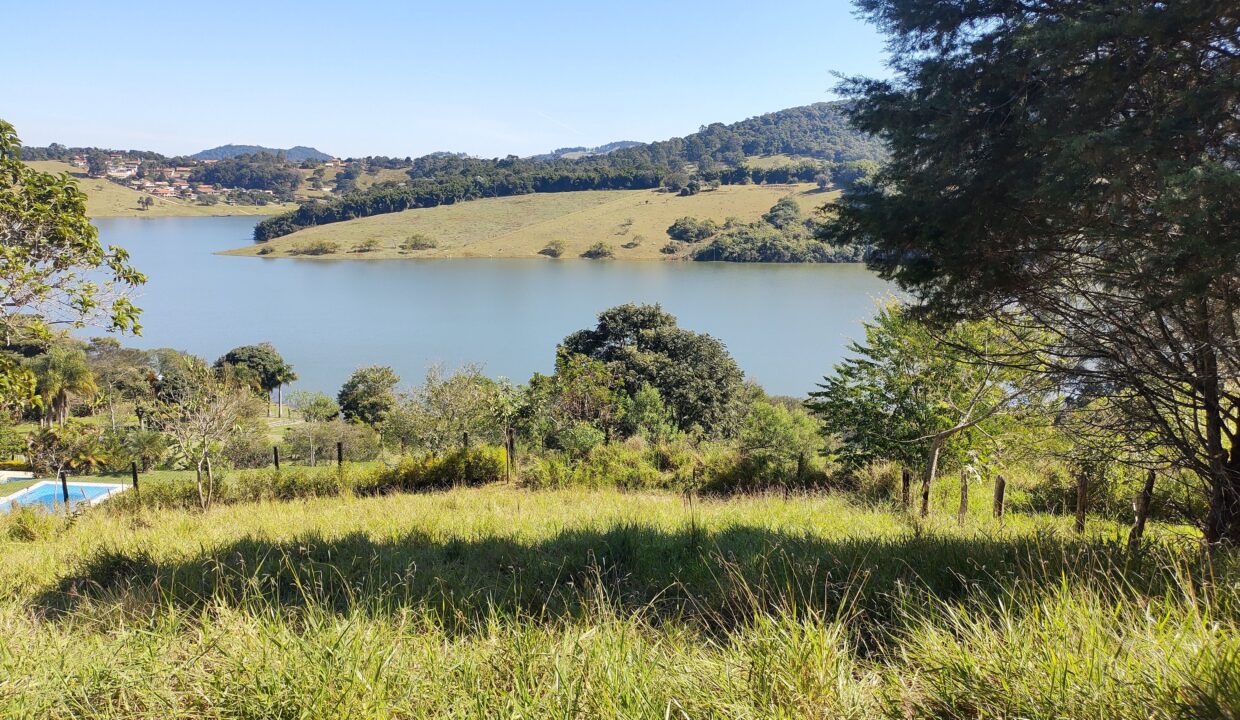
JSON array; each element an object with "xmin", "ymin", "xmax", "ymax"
[{"xmin": 94, "ymin": 216, "xmax": 893, "ymax": 397}]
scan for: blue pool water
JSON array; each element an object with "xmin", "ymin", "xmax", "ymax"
[{"xmin": 0, "ymin": 481, "xmax": 124, "ymax": 511}]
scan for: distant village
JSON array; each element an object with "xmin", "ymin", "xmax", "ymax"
[{"xmin": 66, "ymin": 152, "xmax": 348, "ymax": 204}]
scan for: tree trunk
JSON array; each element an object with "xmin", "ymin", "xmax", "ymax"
[
  {"xmin": 993, "ymin": 474, "xmax": 1006, "ymax": 519},
  {"xmin": 195, "ymin": 460, "xmax": 207, "ymax": 511},
  {"xmin": 901, "ymin": 467, "xmax": 911, "ymax": 511},
  {"xmin": 278, "ymin": 384, "xmax": 284, "ymax": 418},
  {"xmin": 204, "ymin": 454, "xmax": 215, "ymax": 511},
  {"xmin": 1128, "ymin": 469, "xmax": 1156, "ymax": 552},
  {"xmin": 1205, "ymin": 455, "xmax": 1240, "ymax": 546},
  {"xmin": 920, "ymin": 436, "xmax": 944, "ymax": 518},
  {"xmin": 957, "ymin": 468, "xmax": 968, "ymax": 525},
  {"xmin": 1075, "ymin": 472, "xmax": 1088, "ymax": 534}
]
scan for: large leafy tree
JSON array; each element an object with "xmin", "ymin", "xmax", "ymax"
[
  {"xmin": 1, "ymin": 120, "xmax": 144, "ymax": 414},
  {"xmin": 562, "ymin": 304, "xmax": 745, "ymax": 435},
  {"xmin": 215, "ymin": 343, "xmax": 297, "ymax": 417},
  {"xmin": 828, "ymin": 1, "xmax": 1240, "ymax": 543},
  {"xmin": 338, "ymin": 365, "xmax": 400, "ymax": 425}
]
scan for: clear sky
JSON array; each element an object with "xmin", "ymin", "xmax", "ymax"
[{"xmin": 2, "ymin": 1, "xmax": 890, "ymax": 159}]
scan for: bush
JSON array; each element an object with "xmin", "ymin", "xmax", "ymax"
[
  {"xmin": 539, "ymin": 240, "xmax": 566, "ymax": 258},
  {"xmin": 553, "ymin": 422, "xmax": 606, "ymax": 459},
  {"xmin": 622, "ymin": 235, "xmax": 645, "ymax": 249},
  {"xmin": 400, "ymin": 233, "xmax": 437, "ymax": 251},
  {"xmin": 667, "ymin": 217, "xmax": 718, "ymax": 243},
  {"xmin": 283, "ymin": 421, "xmax": 382, "ymax": 465},
  {"xmin": 364, "ymin": 446, "xmax": 508, "ymax": 492},
  {"xmin": 850, "ymin": 460, "xmax": 903, "ymax": 503},
  {"xmin": 291, "ymin": 240, "xmax": 339, "ymax": 256},
  {"xmin": 352, "ymin": 238, "xmax": 382, "ymax": 253},
  {"xmin": 571, "ymin": 444, "xmax": 662, "ymax": 489},
  {"xmin": 580, "ymin": 242, "xmax": 615, "ymax": 259},
  {"xmin": 660, "ymin": 241, "xmax": 681, "ymax": 255},
  {"xmin": 519, "ymin": 454, "xmax": 574, "ymax": 489}
]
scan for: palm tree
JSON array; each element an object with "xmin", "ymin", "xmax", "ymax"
[{"xmin": 28, "ymin": 346, "xmax": 97, "ymax": 427}]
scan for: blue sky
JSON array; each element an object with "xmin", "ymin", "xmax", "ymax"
[{"xmin": 2, "ymin": 1, "xmax": 890, "ymax": 158}]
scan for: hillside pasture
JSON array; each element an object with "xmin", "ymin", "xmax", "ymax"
[{"xmin": 224, "ymin": 183, "xmax": 832, "ymax": 260}]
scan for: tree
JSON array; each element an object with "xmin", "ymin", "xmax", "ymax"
[
  {"xmin": 85, "ymin": 150, "xmax": 109, "ymax": 178},
  {"xmin": 807, "ymin": 305, "xmax": 1042, "ymax": 515},
  {"xmin": 828, "ymin": 0, "xmax": 1240, "ymax": 543},
  {"xmin": 380, "ymin": 364, "xmax": 510, "ymax": 453},
  {"xmin": 86, "ymin": 338, "xmax": 152, "ymax": 430},
  {"xmin": 215, "ymin": 343, "xmax": 296, "ymax": 417},
  {"xmin": 26, "ymin": 345, "xmax": 97, "ymax": 427},
  {"xmin": 26, "ymin": 421, "xmax": 108, "ymax": 479},
  {"xmin": 562, "ymin": 304, "xmax": 745, "ymax": 435},
  {"xmin": 1, "ymin": 121, "xmax": 144, "ymax": 415},
  {"xmin": 153, "ymin": 356, "xmax": 254, "ymax": 510},
  {"xmin": 288, "ymin": 390, "xmax": 340, "ymax": 423},
  {"xmin": 338, "ymin": 365, "xmax": 400, "ymax": 425},
  {"xmin": 761, "ymin": 197, "xmax": 803, "ymax": 230}
]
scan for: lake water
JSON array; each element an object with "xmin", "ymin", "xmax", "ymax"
[{"xmin": 92, "ymin": 216, "xmax": 892, "ymax": 397}]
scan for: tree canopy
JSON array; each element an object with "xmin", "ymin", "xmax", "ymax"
[
  {"xmin": 826, "ymin": 0, "xmax": 1240, "ymax": 542},
  {"xmin": 0, "ymin": 120, "xmax": 144, "ymax": 416},
  {"xmin": 562, "ymin": 304, "xmax": 744, "ymax": 434}
]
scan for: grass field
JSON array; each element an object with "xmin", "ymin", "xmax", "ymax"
[
  {"xmin": 0, "ymin": 484, "xmax": 1234, "ymax": 718},
  {"xmin": 25, "ymin": 161, "xmax": 296, "ymax": 218},
  {"xmin": 222, "ymin": 183, "xmax": 832, "ymax": 260}
]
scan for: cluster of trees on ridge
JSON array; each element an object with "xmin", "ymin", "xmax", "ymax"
[
  {"xmin": 188, "ymin": 153, "xmax": 303, "ymax": 198},
  {"xmin": 252, "ymin": 102, "xmax": 885, "ymax": 242}
]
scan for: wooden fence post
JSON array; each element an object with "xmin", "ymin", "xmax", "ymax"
[
  {"xmin": 131, "ymin": 461, "xmax": 140, "ymax": 498},
  {"xmin": 901, "ymin": 468, "xmax": 911, "ymax": 511},
  {"xmin": 992, "ymin": 474, "xmax": 1006, "ymax": 519},
  {"xmin": 957, "ymin": 468, "xmax": 969, "ymax": 525},
  {"xmin": 1075, "ymin": 472, "xmax": 1088, "ymax": 533},
  {"xmin": 1127, "ymin": 469, "xmax": 1156, "ymax": 552},
  {"xmin": 462, "ymin": 431, "xmax": 469, "ymax": 449},
  {"xmin": 504, "ymin": 427, "xmax": 515, "ymax": 483},
  {"xmin": 337, "ymin": 441, "xmax": 344, "ymax": 466},
  {"xmin": 273, "ymin": 446, "xmax": 280, "ymax": 470},
  {"xmin": 60, "ymin": 470, "xmax": 69, "ymax": 506}
]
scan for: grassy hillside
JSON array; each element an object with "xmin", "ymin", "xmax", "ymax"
[
  {"xmin": 224, "ymin": 183, "xmax": 831, "ymax": 260},
  {"xmin": 0, "ymin": 485, "xmax": 1231, "ymax": 717},
  {"xmin": 25, "ymin": 161, "xmax": 296, "ymax": 218}
]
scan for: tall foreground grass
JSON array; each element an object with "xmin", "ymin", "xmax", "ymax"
[{"xmin": 0, "ymin": 487, "xmax": 1236, "ymax": 718}]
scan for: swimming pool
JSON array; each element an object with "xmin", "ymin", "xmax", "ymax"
[{"xmin": 0, "ymin": 480, "xmax": 127, "ymax": 512}]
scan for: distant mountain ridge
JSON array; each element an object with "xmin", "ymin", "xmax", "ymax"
[{"xmin": 192, "ymin": 144, "xmax": 332, "ymax": 162}]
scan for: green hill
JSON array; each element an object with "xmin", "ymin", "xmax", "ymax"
[{"xmin": 224, "ymin": 183, "xmax": 830, "ymax": 260}]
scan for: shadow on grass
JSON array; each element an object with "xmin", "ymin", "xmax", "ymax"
[{"xmin": 37, "ymin": 522, "xmax": 1216, "ymax": 637}]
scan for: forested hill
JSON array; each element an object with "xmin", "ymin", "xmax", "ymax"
[
  {"xmin": 192, "ymin": 145, "xmax": 332, "ymax": 162},
  {"xmin": 254, "ymin": 101, "xmax": 883, "ymax": 242}
]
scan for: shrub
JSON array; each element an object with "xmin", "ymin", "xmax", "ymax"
[
  {"xmin": 352, "ymin": 238, "xmax": 382, "ymax": 253},
  {"xmin": 256, "ymin": 246, "xmax": 274, "ymax": 255},
  {"xmin": 622, "ymin": 235, "xmax": 645, "ymax": 249},
  {"xmin": 291, "ymin": 240, "xmax": 339, "ymax": 256},
  {"xmin": 580, "ymin": 242, "xmax": 615, "ymax": 259},
  {"xmin": 364, "ymin": 446, "xmax": 508, "ymax": 492},
  {"xmin": 851, "ymin": 460, "xmax": 903, "ymax": 503},
  {"xmin": 519, "ymin": 454, "xmax": 574, "ymax": 489},
  {"xmin": 539, "ymin": 240, "xmax": 566, "ymax": 258},
  {"xmin": 284, "ymin": 421, "xmax": 382, "ymax": 465},
  {"xmin": 400, "ymin": 233, "xmax": 437, "ymax": 251},
  {"xmin": 667, "ymin": 217, "xmax": 718, "ymax": 242},
  {"xmin": 571, "ymin": 444, "xmax": 662, "ymax": 489},
  {"xmin": 554, "ymin": 422, "xmax": 606, "ymax": 459},
  {"xmin": 660, "ymin": 241, "xmax": 681, "ymax": 255}
]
